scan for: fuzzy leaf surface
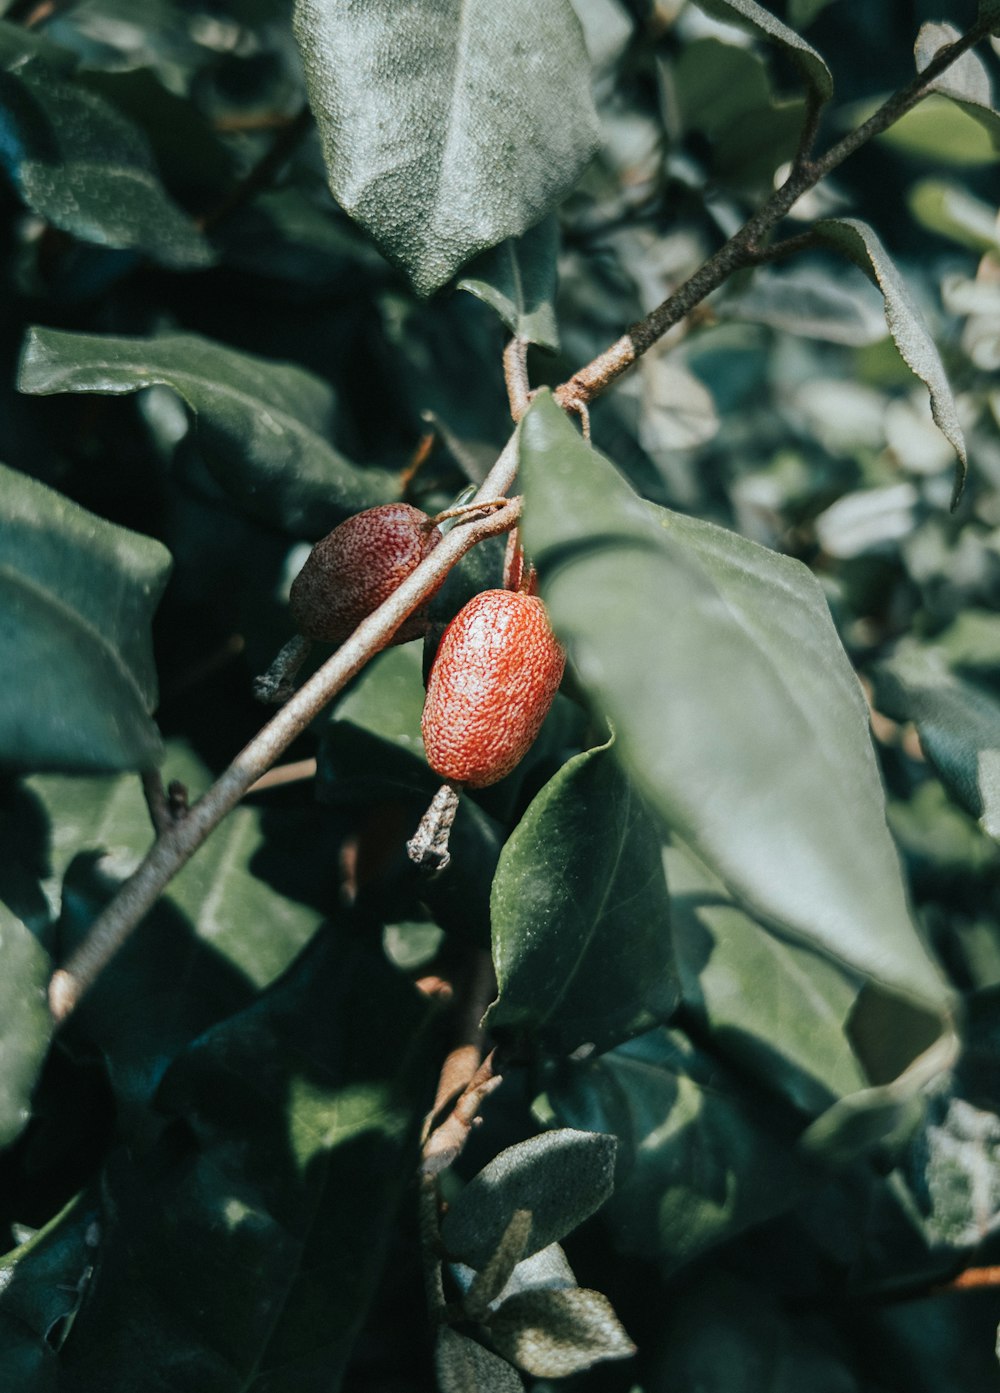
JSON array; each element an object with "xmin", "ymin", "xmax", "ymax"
[
  {"xmin": 436, "ymin": 1329, "xmax": 523, "ymax": 1393},
  {"xmin": 0, "ymin": 463, "xmax": 169, "ymax": 773},
  {"xmin": 916, "ymin": 21, "xmax": 1000, "ymax": 150},
  {"xmin": 488, "ymin": 1286, "xmax": 635, "ymax": 1377},
  {"xmin": 490, "ymin": 737, "xmax": 678, "ymax": 1055},
  {"xmin": 18, "ymin": 328, "xmax": 397, "ymax": 536},
  {"xmin": 458, "ymin": 217, "xmax": 560, "ymax": 349},
  {"xmin": 813, "ymin": 218, "xmax": 967, "ymax": 504},
  {"xmin": 0, "ymin": 60, "xmax": 212, "ymax": 267},
  {"xmin": 293, "ymin": 0, "xmax": 599, "ymax": 295},
  {"xmin": 440, "ymin": 1129, "xmax": 616, "ymax": 1270},
  {"xmin": 519, "ymin": 393, "xmax": 952, "ymax": 1019}
]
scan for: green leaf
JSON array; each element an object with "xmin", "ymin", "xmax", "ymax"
[
  {"xmin": 18, "ymin": 328, "xmax": 398, "ymax": 536},
  {"xmin": 879, "ymin": 93, "xmax": 998, "ymax": 166},
  {"xmin": 0, "ymin": 1192, "xmax": 101, "ymax": 1386},
  {"xmin": 0, "ymin": 901, "xmax": 52, "ymax": 1149},
  {"xmin": 489, "ymin": 736, "xmax": 679, "ymax": 1055},
  {"xmin": 440, "ymin": 1129, "xmax": 617, "ymax": 1270},
  {"xmin": 916, "ymin": 22, "xmax": 1000, "ymax": 152},
  {"xmin": 872, "ymin": 642, "xmax": 1000, "ymax": 840},
  {"xmin": 981, "ymin": 0, "xmax": 1000, "ymax": 36},
  {"xmin": 689, "ymin": 0, "xmax": 833, "ymax": 103},
  {"xmin": 544, "ymin": 1029, "xmax": 807, "ymax": 1268},
  {"xmin": 55, "ymin": 931, "xmax": 438, "ymax": 1392},
  {"xmin": 813, "ymin": 219, "xmax": 967, "ymax": 506},
  {"xmin": 333, "ymin": 644, "xmax": 427, "ymax": 756},
  {"xmin": 719, "ymin": 265, "xmax": 888, "ymax": 346},
  {"xmin": 908, "ymin": 179, "xmax": 1000, "ymax": 252},
  {"xmin": 519, "ymin": 393, "xmax": 952, "ymax": 1020},
  {"xmin": 458, "ymin": 217, "xmax": 560, "ymax": 350},
  {"xmin": 22, "ymin": 741, "xmax": 338, "ymax": 1130},
  {"xmin": 487, "ymin": 1286, "xmax": 635, "ymax": 1377},
  {"xmin": 436, "ymin": 1328, "xmax": 523, "ymax": 1393},
  {"xmin": 668, "ymin": 838, "xmax": 867, "ymax": 1114},
  {"xmin": 0, "ymin": 16, "xmax": 77, "ymax": 72},
  {"xmin": 292, "ymin": 0, "xmax": 599, "ymax": 296},
  {"xmin": 0, "ymin": 60, "xmax": 212, "ymax": 268},
  {"xmin": 0, "ymin": 463, "xmax": 169, "ymax": 773}
]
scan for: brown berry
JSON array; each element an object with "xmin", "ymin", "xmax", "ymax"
[
  {"xmin": 289, "ymin": 503, "xmax": 441, "ymax": 644},
  {"xmin": 421, "ymin": 589, "xmax": 565, "ymax": 789}
]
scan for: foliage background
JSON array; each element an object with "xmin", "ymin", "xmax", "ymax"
[{"xmin": 2, "ymin": 0, "xmax": 1000, "ymax": 1389}]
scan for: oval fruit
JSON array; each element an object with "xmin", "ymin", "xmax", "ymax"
[
  {"xmin": 289, "ymin": 502, "xmax": 440, "ymax": 644},
  {"xmin": 422, "ymin": 589, "xmax": 565, "ymax": 788}
]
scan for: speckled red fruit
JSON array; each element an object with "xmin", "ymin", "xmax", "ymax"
[
  {"xmin": 289, "ymin": 503, "xmax": 440, "ymax": 644},
  {"xmin": 421, "ymin": 590, "xmax": 565, "ymax": 789}
]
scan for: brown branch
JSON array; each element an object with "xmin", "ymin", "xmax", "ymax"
[
  {"xmin": 140, "ymin": 770, "xmax": 174, "ymax": 837},
  {"xmin": 245, "ymin": 758, "xmax": 317, "ymax": 794},
  {"xmin": 48, "ymin": 470, "xmax": 521, "ymax": 1022},
  {"xmin": 554, "ymin": 13, "xmax": 995, "ymax": 411},
  {"xmin": 934, "ymin": 1265, "xmax": 1000, "ymax": 1293}
]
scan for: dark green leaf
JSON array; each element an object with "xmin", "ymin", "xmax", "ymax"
[
  {"xmin": 333, "ymin": 644, "xmax": 427, "ymax": 756},
  {"xmin": 0, "ymin": 901, "xmax": 52, "ymax": 1149},
  {"xmin": 293, "ymin": 0, "xmax": 599, "ymax": 296},
  {"xmin": 0, "ymin": 462, "xmax": 169, "ymax": 773},
  {"xmin": 689, "ymin": 0, "xmax": 833, "ymax": 103},
  {"xmin": 18, "ymin": 328, "xmax": 398, "ymax": 536},
  {"xmin": 440, "ymin": 1129, "xmax": 616, "ymax": 1270},
  {"xmin": 458, "ymin": 217, "xmax": 560, "ymax": 350},
  {"xmin": 519, "ymin": 393, "xmax": 953, "ymax": 1020},
  {"xmin": 544, "ymin": 1029, "xmax": 807, "ymax": 1268},
  {"xmin": 916, "ymin": 22, "xmax": 1000, "ymax": 151},
  {"xmin": 872, "ymin": 641, "xmax": 1000, "ymax": 840},
  {"xmin": 668, "ymin": 838, "xmax": 866, "ymax": 1115},
  {"xmin": 813, "ymin": 219, "xmax": 967, "ymax": 504},
  {"xmin": 488, "ymin": 1286, "xmax": 635, "ymax": 1377},
  {"xmin": 0, "ymin": 1193, "xmax": 101, "ymax": 1388},
  {"xmin": 646, "ymin": 1270, "xmax": 861, "ymax": 1392},
  {"xmin": 0, "ymin": 17, "xmax": 77, "ymax": 72},
  {"xmin": 0, "ymin": 60, "xmax": 212, "ymax": 268},
  {"xmin": 981, "ymin": 0, "xmax": 1000, "ymax": 36},
  {"xmin": 55, "ymin": 930, "xmax": 438, "ymax": 1392},
  {"xmin": 489, "ymin": 736, "xmax": 678, "ymax": 1055},
  {"xmin": 23, "ymin": 742, "xmax": 337, "ymax": 1129},
  {"xmin": 436, "ymin": 1328, "xmax": 523, "ymax": 1393}
]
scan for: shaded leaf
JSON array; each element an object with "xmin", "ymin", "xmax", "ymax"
[
  {"xmin": 293, "ymin": 0, "xmax": 599, "ymax": 296},
  {"xmin": 23, "ymin": 742, "xmax": 338, "ymax": 1130},
  {"xmin": 519, "ymin": 393, "xmax": 953, "ymax": 1019},
  {"xmin": 720, "ymin": 265, "xmax": 888, "ymax": 346},
  {"xmin": 436, "ymin": 1328, "xmax": 523, "ymax": 1393},
  {"xmin": 488, "ymin": 1286, "xmax": 635, "ymax": 1377},
  {"xmin": 18, "ymin": 328, "xmax": 397, "ymax": 536},
  {"xmin": 646, "ymin": 1269, "xmax": 861, "ymax": 1392},
  {"xmin": 0, "ymin": 901, "xmax": 52, "ymax": 1149},
  {"xmin": 0, "ymin": 60, "xmax": 212, "ymax": 268},
  {"xmin": 489, "ymin": 736, "xmax": 679, "ymax": 1055},
  {"xmin": 440, "ymin": 1129, "xmax": 616, "ymax": 1270},
  {"xmin": 872, "ymin": 641, "xmax": 1000, "ymax": 840},
  {"xmin": 689, "ymin": 0, "xmax": 833, "ymax": 102},
  {"xmin": 452, "ymin": 1242, "xmax": 577, "ymax": 1315},
  {"xmin": 900, "ymin": 1090, "xmax": 1000, "ymax": 1249},
  {"xmin": 0, "ymin": 462, "xmax": 169, "ymax": 773},
  {"xmin": 916, "ymin": 21, "xmax": 1000, "ymax": 151},
  {"xmin": 544, "ymin": 1029, "xmax": 807, "ymax": 1268},
  {"xmin": 909, "ymin": 179, "xmax": 1000, "ymax": 253},
  {"xmin": 458, "ymin": 217, "xmax": 560, "ymax": 350},
  {"xmin": 813, "ymin": 219, "xmax": 966, "ymax": 503},
  {"xmin": 55, "ymin": 930, "xmax": 439, "ymax": 1392},
  {"xmin": 668, "ymin": 837, "xmax": 866, "ymax": 1115}
]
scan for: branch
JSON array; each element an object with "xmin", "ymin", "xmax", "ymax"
[
  {"xmin": 554, "ymin": 13, "xmax": 995, "ymax": 410},
  {"xmin": 48, "ymin": 455, "xmax": 521, "ymax": 1021},
  {"xmin": 197, "ymin": 107, "xmax": 313, "ymax": 233}
]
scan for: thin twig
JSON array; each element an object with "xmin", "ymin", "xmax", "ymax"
[
  {"xmin": 554, "ymin": 14, "xmax": 995, "ymax": 410},
  {"xmin": 197, "ymin": 107, "xmax": 313, "ymax": 233},
  {"xmin": 503, "ymin": 337, "xmax": 532, "ymax": 422},
  {"xmin": 245, "ymin": 758, "xmax": 317, "ymax": 794},
  {"xmin": 48, "ymin": 472, "xmax": 521, "ymax": 1021},
  {"xmin": 140, "ymin": 770, "xmax": 174, "ymax": 838}
]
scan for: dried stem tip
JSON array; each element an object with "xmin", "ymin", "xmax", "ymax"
[{"xmin": 407, "ymin": 782, "xmax": 461, "ymax": 873}]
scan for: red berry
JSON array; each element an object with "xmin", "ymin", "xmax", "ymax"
[
  {"xmin": 421, "ymin": 590, "xmax": 565, "ymax": 789},
  {"xmin": 289, "ymin": 503, "xmax": 441, "ymax": 644}
]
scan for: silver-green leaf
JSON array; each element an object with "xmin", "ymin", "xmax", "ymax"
[
  {"xmin": 689, "ymin": 0, "xmax": 833, "ymax": 103},
  {"xmin": 293, "ymin": 0, "xmax": 599, "ymax": 296},
  {"xmin": 458, "ymin": 217, "xmax": 560, "ymax": 350},
  {"xmin": 488, "ymin": 1286, "xmax": 635, "ymax": 1378},
  {"xmin": 812, "ymin": 218, "xmax": 967, "ymax": 504}
]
